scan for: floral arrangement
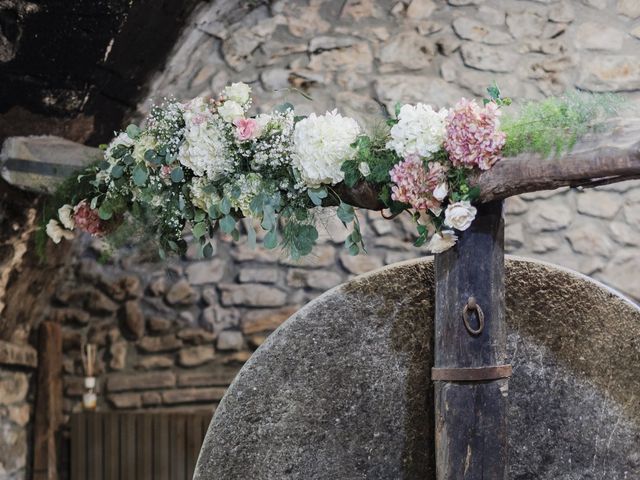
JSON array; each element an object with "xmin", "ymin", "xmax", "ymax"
[{"xmin": 43, "ymin": 84, "xmax": 622, "ymax": 259}]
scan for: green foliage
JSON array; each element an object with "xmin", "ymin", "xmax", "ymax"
[{"xmin": 501, "ymin": 91, "xmax": 625, "ymax": 157}]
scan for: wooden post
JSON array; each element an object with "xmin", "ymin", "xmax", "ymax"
[
  {"xmin": 433, "ymin": 201, "xmax": 510, "ymax": 479},
  {"xmin": 33, "ymin": 321, "xmax": 63, "ymax": 480}
]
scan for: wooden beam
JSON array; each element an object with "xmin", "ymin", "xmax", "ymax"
[
  {"xmin": 433, "ymin": 201, "xmax": 508, "ymax": 479},
  {"xmin": 33, "ymin": 321, "xmax": 63, "ymax": 480}
]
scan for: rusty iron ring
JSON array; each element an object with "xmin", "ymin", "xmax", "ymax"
[{"xmin": 462, "ymin": 296, "xmax": 484, "ymax": 336}]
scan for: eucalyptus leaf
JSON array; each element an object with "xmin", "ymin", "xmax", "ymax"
[
  {"xmin": 192, "ymin": 221, "xmax": 207, "ymax": 239},
  {"xmin": 126, "ymin": 124, "xmax": 141, "ymax": 139},
  {"xmin": 132, "ymin": 164, "xmax": 148, "ymax": 186},
  {"xmin": 203, "ymin": 242, "xmax": 214, "ymax": 258},
  {"xmin": 170, "ymin": 167, "xmax": 184, "ymax": 183},
  {"xmin": 110, "ymin": 164, "xmax": 124, "ymax": 179},
  {"xmin": 220, "ymin": 215, "xmax": 236, "ymax": 234},
  {"xmin": 307, "ymin": 187, "xmax": 327, "ymax": 206},
  {"xmin": 264, "ymin": 229, "xmax": 278, "ymax": 249},
  {"xmin": 247, "ymin": 222, "xmax": 257, "ymax": 249},
  {"xmin": 337, "ymin": 202, "xmax": 355, "ymax": 225},
  {"xmin": 220, "ymin": 197, "xmax": 231, "ymax": 215},
  {"xmin": 98, "ymin": 204, "xmax": 112, "ymax": 220}
]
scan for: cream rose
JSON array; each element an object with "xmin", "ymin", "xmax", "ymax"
[
  {"xmin": 444, "ymin": 201, "xmax": 477, "ymax": 231},
  {"xmin": 427, "ymin": 230, "xmax": 458, "ymax": 253},
  {"xmin": 46, "ymin": 219, "xmax": 74, "ymax": 244},
  {"xmin": 224, "ymin": 82, "xmax": 252, "ymax": 105},
  {"xmin": 218, "ymin": 101, "xmax": 245, "ymax": 123},
  {"xmin": 58, "ymin": 205, "xmax": 75, "ymax": 230}
]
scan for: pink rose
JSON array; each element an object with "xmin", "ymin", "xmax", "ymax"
[
  {"xmin": 160, "ymin": 165, "xmax": 172, "ymax": 177},
  {"xmin": 233, "ymin": 118, "xmax": 258, "ymax": 141}
]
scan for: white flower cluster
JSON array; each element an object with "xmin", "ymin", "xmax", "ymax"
[
  {"xmin": 178, "ymin": 97, "xmax": 234, "ymax": 180},
  {"xmin": 425, "ymin": 201, "xmax": 477, "ymax": 253},
  {"xmin": 292, "ymin": 110, "xmax": 361, "ymax": 187},
  {"xmin": 387, "ymin": 103, "xmax": 448, "ymax": 159},
  {"xmin": 250, "ymin": 110, "xmax": 295, "ymax": 170},
  {"xmin": 223, "ymin": 173, "xmax": 265, "ymax": 217}
]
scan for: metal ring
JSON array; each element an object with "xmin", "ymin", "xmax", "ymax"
[{"xmin": 462, "ymin": 296, "xmax": 484, "ymax": 336}]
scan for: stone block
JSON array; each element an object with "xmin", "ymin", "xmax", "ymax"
[
  {"xmin": 339, "ymin": 252, "xmax": 383, "ymax": 275},
  {"xmin": 186, "ymin": 260, "xmax": 225, "ymax": 285},
  {"xmin": 136, "ymin": 355, "xmax": 174, "ymax": 370},
  {"xmin": 122, "ymin": 300, "xmax": 145, "ymax": 339},
  {"xmin": 161, "ymin": 387, "xmax": 226, "ymax": 405},
  {"xmin": 179, "ymin": 346, "xmax": 216, "ymax": 367},
  {"xmin": 0, "ymin": 341, "xmax": 37, "ymax": 368},
  {"xmin": 166, "ymin": 280, "xmax": 199, "ymax": 305},
  {"xmin": 108, "ymin": 393, "xmax": 142, "ymax": 409},
  {"xmin": 238, "ymin": 268, "xmax": 279, "ymax": 284},
  {"xmin": 219, "ymin": 284, "xmax": 287, "ymax": 307},
  {"xmin": 241, "ymin": 306, "xmax": 299, "ymax": 335},
  {"xmin": 137, "ymin": 334, "xmax": 183, "ymax": 353},
  {"xmin": 460, "ymin": 43, "xmax": 519, "ymax": 72},
  {"xmin": 0, "ymin": 371, "xmax": 29, "ymax": 404},
  {"xmin": 216, "ymin": 331, "xmax": 244, "ymax": 351},
  {"xmin": 178, "ymin": 367, "xmax": 240, "ymax": 387},
  {"xmin": 106, "ymin": 371, "xmax": 176, "ymax": 392}
]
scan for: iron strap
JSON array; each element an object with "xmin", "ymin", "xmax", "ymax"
[{"xmin": 431, "ymin": 365, "xmax": 512, "ymax": 382}]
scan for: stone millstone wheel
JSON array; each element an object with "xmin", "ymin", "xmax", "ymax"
[{"xmin": 195, "ymin": 257, "xmax": 640, "ymax": 480}]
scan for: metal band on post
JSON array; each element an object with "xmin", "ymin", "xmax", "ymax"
[{"xmin": 431, "ymin": 365, "xmax": 513, "ymax": 382}]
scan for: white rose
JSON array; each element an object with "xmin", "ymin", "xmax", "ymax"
[
  {"xmin": 427, "ymin": 230, "xmax": 458, "ymax": 254},
  {"xmin": 358, "ymin": 162, "xmax": 371, "ymax": 177},
  {"xmin": 292, "ymin": 110, "xmax": 361, "ymax": 187},
  {"xmin": 58, "ymin": 205, "xmax": 75, "ymax": 230},
  {"xmin": 433, "ymin": 182, "xmax": 448, "ymax": 201},
  {"xmin": 218, "ymin": 101, "xmax": 245, "ymax": 123},
  {"xmin": 46, "ymin": 219, "xmax": 74, "ymax": 244},
  {"xmin": 224, "ymin": 82, "xmax": 252, "ymax": 105},
  {"xmin": 386, "ymin": 103, "xmax": 448, "ymax": 159},
  {"xmin": 444, "ymin": 201, "xmax": 477, "ymax": 231}
]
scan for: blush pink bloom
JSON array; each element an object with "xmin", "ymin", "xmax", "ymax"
[
  {"xmin": 444, "ymin": 98, "xmax": 506, "ymax": 171},
  {"xmin": 160, "ymin": 165, "xmax": 172, "ymax": 177},
  {"xmin": 73, "ymin": 200, "xmax": 108, "ymax": 236},
  {"xmin": 389, "ymin": 155, "xmax": 447, "ymax": 213},
  {"xmin": 233, "ymin": 118, "xmax": 259, "ymax": 141}
]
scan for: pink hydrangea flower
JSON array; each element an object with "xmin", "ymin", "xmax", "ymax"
[
  {"xmin": 444, "ymin": 99, "xmax": 506, "ymax": 170},
  {"xmin": 233, "ymin": 118, "xmax": 259, "ymax": 141},
  {"xmin": 73, "ymin": 200, "xmax": 107, "ymax": 236},
  {"xmin": 389, "ymin": 155, "xmax": 447, "ymax": 213}
]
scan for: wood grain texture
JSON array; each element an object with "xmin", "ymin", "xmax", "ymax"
[
  {"xmin": 33, "ymin": 321, "xmax": 63, "ymax": 480},
  {"xmin": 433, "ymin": 202, "xmax": 508, "ymax": 480}
]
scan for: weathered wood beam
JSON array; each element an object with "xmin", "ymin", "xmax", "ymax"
[
  {"xmin": 433, "ymin": 201, "xmax": 508, "ymax": 480},
  {"xmin": 33, "ymin": 321, "xmax": 63, "ymax": 480}
]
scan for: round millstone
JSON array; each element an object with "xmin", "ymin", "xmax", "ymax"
[{"xmin": 195, "ymin": 256, "xmax": 640, "ymax": 479}]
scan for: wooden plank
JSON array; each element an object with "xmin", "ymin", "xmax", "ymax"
[
  {"xmin": 153, "ymin": 414, "xmax": 170, "ymax": 480},
  {"xmin": 32, "ymin": 321, "xmax": 63, "ymax": 480},
  {"xmin": 136, "ymin": 414, "xmax": 153, "ymax": 480},
  {"xmin": 433, "ymin": 201, "xmax": 508, "ymax": 480},
  {"xmin": 186, "ymin": 415, "xmax": 203, "ymax": 479},
  {"xmin": 171, "ymin": 414, "xmax": 187, "ymax": 480},
  {"xmin": 86, "ymin": 413, "xmax": 103, "ymax": 480},
  {"xmin": 70, "ymin": 414, "xmax": 86, "ymax": 480},
  {"xmin": 120, "ymin": 413, "xmax": 136, "ymax": 480},
  {"xmin": 104, "ymin": 413, "xmax": 119, "ymax": 480}
]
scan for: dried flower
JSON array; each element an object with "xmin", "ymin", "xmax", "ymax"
[
  {"xmin": 389, "ymin": 156, "xmax": 446, "ymax": 214},
  {"xmin": 444, "ymin": 98, "xmax": 506, "ymax": 170}
]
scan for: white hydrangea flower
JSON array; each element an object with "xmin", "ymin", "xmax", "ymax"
[
  {"xmin": 178, "ymin": 97, "xmax": 234, "ymax": 180},
  {"xmin": 224, "ymin": 82, "xmax": 252, "ymax": 105},
  {"xmin": 427, "ymin": 230, "xmax": 457, "ymax": 253},
  {"xmin": 105, "ymin": 131, "xmax": 134, "ymax": 160},
  {"xmin": 444, "ymin": 201, "xmax": 477, "ymax": 231},
  {"xmin": 387, "ymin": 103, "xmax": 448, "ymax": 159},
  {"xmin": 218, "ymin": 101, "xmax": 244, "ymax": 123},
  {"xmin": 223, "ymin": 173, "xmax": 264, "ymax": 217},
  {"xmin": 58, "ymin": 205, "xmax": 75, "ymax": 230},
  {"xmin": 46, "ymin": 219, "xmax": 74, "ymax": 244},
  {"xmin": 292, "ymin": 110, "xmax": 361, "ymax": 187},
  {"xmin": 190, "ymin": 177, "xmax": 221, "ymax": 212}
]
